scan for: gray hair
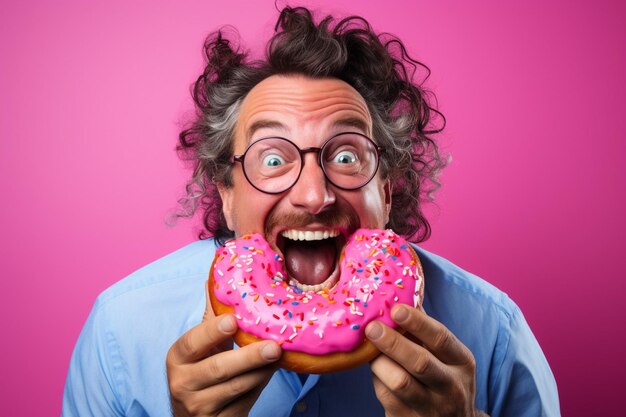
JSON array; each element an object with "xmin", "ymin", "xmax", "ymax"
[{"xmin": 174, "ymin": 7, "xmax": 446, "ymax": 244}]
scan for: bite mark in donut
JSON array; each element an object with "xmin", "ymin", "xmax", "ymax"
[{"xmin": 209, "ymin": 228, "xmax": 424, "ymax": 373}]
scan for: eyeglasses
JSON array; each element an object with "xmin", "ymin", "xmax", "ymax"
[{"xmin": 230, "ymin": 132, "xmax": 385, "ymax": 194}]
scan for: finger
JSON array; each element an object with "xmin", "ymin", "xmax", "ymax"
[
  {"xmin": 188, "ymin": 340, "xmax": 282, "ymax": 391},
  {"xmin": 370, "ymin": 354, "xmax": 429, "ymax": 408},
  {"xmin": 213, "ymin": 365, "xmax": 278, "ymax": 415},
  {"xmin": 366, "ymin": 320, "xmax": 450, "ymax": 389},
  {"xmin": 371, "ymin": 373, "xmax": 421, "ymax": 417},
  {"xmin": 187, "ymin": 364, "xmax": 278, "ymax": 415},
  {"xmin": 391, "ymin": 304, "xmax": 473, "ymax": 366},
  {"xmin": 168, "ymin": 314, "xmax": 237, "ymax": 365}
]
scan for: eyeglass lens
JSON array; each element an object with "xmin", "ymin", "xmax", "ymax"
[{"xmin": 241, "ymin": 133, "xmax": 379, "ymax": 193}]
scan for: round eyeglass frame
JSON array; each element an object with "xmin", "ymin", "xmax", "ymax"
[{"xmin": 230, "ymin": 132, "xmax": 385, "ymax": 194}]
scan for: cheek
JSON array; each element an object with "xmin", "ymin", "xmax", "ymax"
[
  {"xmin": 350, "ymin": 185, "xmax": 388, "ymax": 229},
  {"xmin": 228, "ymin": 171, "xmax": 278, "ymax": 235}
]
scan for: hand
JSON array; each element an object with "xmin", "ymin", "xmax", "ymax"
[
  {"xmin": 166, "ymin": 280, "xmax": 282, "ymax": 416},
  {"xmin": 365, "ymin": 304, "xmax": 488, "ymax": 417}
]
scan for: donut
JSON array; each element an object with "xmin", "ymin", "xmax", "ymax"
[{"xmin": 209, "ymin": 228, "xmax": 424, "ymax": 373}]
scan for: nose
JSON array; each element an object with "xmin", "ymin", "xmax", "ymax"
[{"xmin": 288, "ymin": 153, "xmax": 336, "ymax": 214}]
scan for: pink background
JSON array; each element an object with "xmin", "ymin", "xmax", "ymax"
[{"xmin": 1, "ymin": 1, "xmax": 625, "ymax": 415}]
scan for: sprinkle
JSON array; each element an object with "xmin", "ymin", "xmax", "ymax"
[
  {"xmin": 280, "ymin": 324, "xmax": 287, "ymax": 334},
  {"xmin": 351, "ymin": 324, "xmax": 360, "ymax": 330},
  {"xmin": 266, "ymin": 293, "xmax": 275, "ymax": 297},
  {"xmin": 217, "ymin": 269, "xmax": 224, "ymax": 277},
  {"xmin": 255, "ymin": 316, "xmax": 261, "ymax": 325},
  {"xmin": 241, "ymin": 292, "xmax": 247, "ymax": 299},
  {"xmin": 235, "ymin": 314, "xmax": 242, "ymax": 320},
  {"xmin": 318, "ymin": 330, "xmax": 324, "ymax": 339},
  {"xmin": 272, "ymin": 314, "xmax": 280, "ymax": 320},
  {"xmin": 289, "ymin": 333, "xmax": 298, "ymax": 341}
]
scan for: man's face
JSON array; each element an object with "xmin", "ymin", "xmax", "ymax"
[{"xmin": 219, "ymin": 75, "xmax": 391, "ymax": 290}]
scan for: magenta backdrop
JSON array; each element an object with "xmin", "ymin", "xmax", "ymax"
[{"xmin": 2, "ymin": 1, "xmax": 625, "ymax": 415}]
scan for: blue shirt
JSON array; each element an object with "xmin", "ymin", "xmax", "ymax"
[{"xmin": 62, "ymin": 239, "xmax": 560, "ymax": 416}]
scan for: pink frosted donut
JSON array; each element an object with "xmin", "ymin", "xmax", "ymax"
[{"xmin": 209, "ymin": 228, "xmax": 424, "ymax": 373}]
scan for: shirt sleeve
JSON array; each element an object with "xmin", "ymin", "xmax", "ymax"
[
  {"xmin": 488, "ymin": 304, "xmax": 561, "ymax": 417},
  {"xmin": 62, "ymin": 300, "xmax": 126, "ymax": 417}
]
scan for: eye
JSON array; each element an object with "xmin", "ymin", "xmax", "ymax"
[
  {"xmin": 333, "ymin": 150, "xmax": 357, "ymax": 164},
  {"xmin": 262, "ymin": 154, "xmax": 285, "ymax": 167}
]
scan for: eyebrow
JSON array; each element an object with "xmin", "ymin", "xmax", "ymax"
[
  {"xmin": 246, "ymin": 120, "xmax": 288, "ymax": 140},
  {"xmin": 333, "ymin": 117, "xmax": 370, "ymax": 134}
]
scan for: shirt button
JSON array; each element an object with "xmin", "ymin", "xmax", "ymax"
[{"xmin": 295, "ymin": 400, "xmax": 307, "ymax": 413}]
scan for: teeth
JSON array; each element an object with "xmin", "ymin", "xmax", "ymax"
[{"xmin": 280, "ymin": 229, "xmax": 339, "ymax": 241}]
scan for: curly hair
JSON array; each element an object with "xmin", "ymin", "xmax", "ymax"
[{"xmin": 175, "ymin": 6, "xmax": 446, "ymax": 244}]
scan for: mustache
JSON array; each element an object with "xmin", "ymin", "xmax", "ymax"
[{"xmin": 265, "ymin": 207, "xmax": 359, "ymax": 237}]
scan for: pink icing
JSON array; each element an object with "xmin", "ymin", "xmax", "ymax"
[{"xmin": 211, "ymin": 228, "xmax": 423, "ymax": 355}]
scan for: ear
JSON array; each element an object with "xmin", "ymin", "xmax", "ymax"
[
  {"xmin": 217, "ymin": 183, "xmax": 235, "ymax": 231},
  {"xmin": 383, "ymin": 179, "xmax": 392, "ymax": 225}
]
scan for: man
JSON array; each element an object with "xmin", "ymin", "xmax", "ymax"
[{"xmin": 63, "ymin": 6, "xmax": 559, "ymax": 417}]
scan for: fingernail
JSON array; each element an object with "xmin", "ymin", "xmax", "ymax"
[
  {"xmin": 393, "ymin": 305, "xmax": 409, "ymax": 323},
  {"xmin": 366, "ymin": 322, "xmax": 383, "ymax": 340},
  {"xmin": 218, "ymin": 315, "xmax": 236, "ymax": 333},
  {"xmin": 261, "ymin": 342, "xmax": 281, "ymax": 360}
]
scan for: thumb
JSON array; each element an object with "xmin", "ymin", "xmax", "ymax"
[{"xmin": 202, "ymin": 278, "xmax": 217, "ymax": 323}]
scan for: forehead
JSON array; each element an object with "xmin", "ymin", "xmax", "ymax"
[{"xmin": 236, "ymin": 75, "xmax": 372, "ymax": 143}]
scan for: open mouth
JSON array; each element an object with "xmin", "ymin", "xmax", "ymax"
[{"xmin": 275, "ymin": 229, "xmax": 348, "ymax": 292}]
